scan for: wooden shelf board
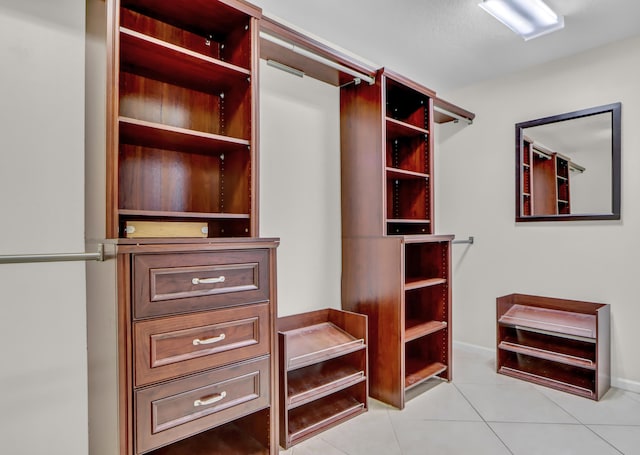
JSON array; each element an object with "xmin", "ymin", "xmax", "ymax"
[
  {"xmin": 498, "ymin": 366, "xmax": 595, "ymax": 399},
  {"xmin": 386, "ymin": 117, "xmax": 429, "ymax": 139},
  {"xmin": 150, "ymin": 421, "xmax": 268, "ymax": 455},
  {"xmin": 405, "ymin": 320, "xmax": 447, "ymax": 342},
  {"xmin": 283, "ymin": 322, "xmax": 365, "ymax": 371},
  {"xmin": 498, "ymin": 341, "xmax": 595, "ymax": 370},
  {"xmin": 405, "ymin": 360, "xmax": 447, "ymax": 390},
  {"xmin": 405, "ymin": 277, "xmax": 446, "ymax": 291},
  {"xmin": 119, "ymin": 117, "xmax": 250, "ymax": 154},
  {"xmin": 120, "ymin": 28, "xmax": 250, "ymax": 94},
  {"xmin": 287, "ymin": 363, "xmax": 365, "ymax": 409},
  {"xmin": 121, "ymin": 0, "xmax": 259, "ymax": 38},
  {"xmin": 119, "ymin": 209, "xmax": 250, "ymax": 220},
  {"xmin": 499, "ymin": 304, "xmax": 596, "ymax": 339},
  {"xmin": 386, "ymin": 167, "xmax": 429, "ymax": 180},
  {"xmin": 287, "ymin": 394, "xmax": 365, "ymax": 446},
  {"xmin": 386, "ymin": 219, "xmax": 431, "ymax": 224}
]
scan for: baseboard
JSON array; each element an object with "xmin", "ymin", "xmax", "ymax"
[
  {"xmin": 612, "ymin": 377, "xmax": 640, "ymax": 394},
  {"xmin": 453, "ymin": 340, "xmax": 495, "ymax": 354},
  {"xmin": 453, "ymin": 340, "xmax": 640, "ymax": 395}
]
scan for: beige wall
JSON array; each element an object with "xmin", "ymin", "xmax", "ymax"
[
  {"xmin": 436, "ymin": 35, "xmax": 640, "ymax": 390},
  {"xmin": 0, "ymin": 0, "xmax": 88, "ymax": 453},
  {"xmin": 259, "ymin": 60, "xmax": 342, "ymax": 316}
]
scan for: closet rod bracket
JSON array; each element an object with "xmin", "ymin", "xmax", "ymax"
[{"xmin": 452, "ymin": 236, "xmax": 474, "ymax": 245}]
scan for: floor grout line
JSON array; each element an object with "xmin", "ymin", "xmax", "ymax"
[{"xmin": 453, "ymin": 382, "xmax": 515, "ymax": 455}]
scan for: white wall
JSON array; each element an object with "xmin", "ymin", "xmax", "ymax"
[
  {"xmin": 259, "ymin": 60, "xmax": 342, "ymax": 317},
  {"xmin": 437, "ymin": 35, "xmax": 640, "ymax": 389},
  {"xmin": 0, "ymin": 1, "xmax": 88, "ymax": 454}
]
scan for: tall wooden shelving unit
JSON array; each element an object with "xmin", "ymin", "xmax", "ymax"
[
  {"xmin": 520, "ymin": 137, "xmax": 582, "ymax": 217},
  {"xmin": 340, "ymin": 68, "xmax": 473, "ymax": 409},
  {"xmin": 87, "ymin": 1, "xmax": 280, "ymax": 454}
]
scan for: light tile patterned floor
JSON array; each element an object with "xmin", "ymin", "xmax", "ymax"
[{"xmin": 279, "ymin": 346, "xmax": 640, "ymax": 454}]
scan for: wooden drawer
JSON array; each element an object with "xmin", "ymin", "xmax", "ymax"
[
  {"xmin": 133, "ymin": 249, "xmax": 270, "ymax": 319},
  {"xmin": 135, "ymin": 356, "xmax": 270, "ymax": 454},
  {"xmin": 134, "ymin": 303, "xmax": 270, "ymax": 386}
]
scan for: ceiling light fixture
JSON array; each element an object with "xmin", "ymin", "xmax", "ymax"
[{"xmin": 479, "ymin": 0, "xmax": 564, "ymax": 40}]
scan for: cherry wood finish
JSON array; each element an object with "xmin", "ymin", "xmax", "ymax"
[
  {"xmin": 111, "ymin": 239, "xmax": 279, "ymax": 455},
  {"xmin": 496, "ymin": 293, "xmax": 610, "ymax": 400},
  {"xmin": 342, "ymin": 235, "xmax": 452, "ymax": 409},
  {"xmin": 135, "ymin": 356, "xmax": 269, "ymax": 453},
  {"xmin": 340, "ymin": 70, "xmax": 459, "ymax": 408},
  {"xmin": 433, "ymin": 97, "xmax": 476, "ymax": 124},
  {"xmin": 277, "ymin": 309, "xmax": 368, "ymax": 449},
  {"xmin": 133, "ymin": 302, "xmax": 269, "ymax": 386},
  {"xmin": 132, "ymin": 249, "xmax": 269, "ymax": 318},
  {"xmin": 107, "ymin": 0, "xmax": 260, "ymax": 239}
]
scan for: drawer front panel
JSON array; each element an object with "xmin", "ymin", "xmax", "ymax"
[
  {"xmin": 135, "ymin": 356, "xmax": 270, "ymax": 453},
  {"xmin": 134, "ymin": 303, "xmax": 270, "ymax": 386},
  {"xmin": 133, "ymin": 249, "xmax": 270, "ymax": 318}
]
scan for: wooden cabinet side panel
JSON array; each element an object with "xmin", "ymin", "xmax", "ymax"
[
  {"xmin": 267, "ymin": 246, "xmax": 279, "ymax": 454},
  {"xmin": 342, "ymin": 237, "xmax": 403, "ymax": 408},
  {"xmin": 340, "ymin": 80, "xmax": 385, "ymax": 238},
  {"xmin": 118, "ymin": 253, "xmax": 134, "ymax": 455},
  {"xmin": 532, "ymin": 155, "xmax": 558, "ymax": 215},
  {"xmin": 596, "ymin": 305, "xmax": 611, "ymax": 400}
]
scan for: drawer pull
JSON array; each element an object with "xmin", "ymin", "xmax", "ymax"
[
  {"xmin": 193, "ymin": 391, "xmax": 227, "ymax": 407},
  {"xmin": 192, "ymin": 333, "xmax": 226, "ymax": 346},
  {"xmin": 192, "ymin": 276, "xmax": 226, "ymax": 285}
]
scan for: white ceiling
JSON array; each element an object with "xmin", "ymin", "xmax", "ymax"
[{"xmin": 251, "ymin": 0, "xmax": 640, "ymax": 92}]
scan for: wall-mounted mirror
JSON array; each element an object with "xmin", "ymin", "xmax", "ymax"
[{"xmin": 516, "ymin": 103, "xmax": 621, "ymax": 222}]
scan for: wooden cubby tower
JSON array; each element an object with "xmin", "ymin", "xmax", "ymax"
[
  {"xmin": 340, "ymin": 68, "xmax": 468, "ymax": 409},
  {"xmin": 88, "ymin": 1, "xmax": 281, "ymax": 454},
  {"xmin": 107, "ymin": 0, "xmax": 260, "ymax": 239}
]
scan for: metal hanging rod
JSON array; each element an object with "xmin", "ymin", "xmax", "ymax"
[
  {"xmin": 0, "ymin": 244, "xmax": 105, "ymax": 264},
  {"xmin": 452, "ymin": 236, "xmax": 474, "ymax": 245},
  {"xmin": 433, "ymin": 105, "xmax": 473, "ymax": 125},
  {"xmin": 260, "ymin": 31, "xmax": 375, "ymax": 85}
]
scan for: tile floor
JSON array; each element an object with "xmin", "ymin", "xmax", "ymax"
[{"xmin": 279, "ymin": 346, "xmax": 640, "ymax": 454}]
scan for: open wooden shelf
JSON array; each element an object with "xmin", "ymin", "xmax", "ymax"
[
  {"xmin": 287, "ymin": 392, "xmax": 365, "ymax": 446},
  {"xmin": 405, "ymin": 360, "xmax": 447, "ymax": 390},
  {"xmin": 405, "ymin": 320, "xmax": 447, "ymax": 342},
  {"xmin": 497, "ymin": 294, "xmax": 610, "ymax": 400},
  {"xmin": 498, "ymin": 340, "xmax": 595, "ymax": 370},
  {"xmin": 499, "ymin": 358, "xmax": 595, "ymax": 400},
  {"xmin": 278, "ymin": 309, "xmax": 368, "ymax": 449},
  {"xmin": 119, "ymin": 117, "xmax": 249, "ymax": 155},
  {"xmin": 149, "ymin": 418, "xmax": 269, "ymax": 455},
  {"xmin": 283, "ymin": 322, "xmax": 365, "ymax": 371},
  {"xmin": 386, "ymin": 117, "xmax": 429, "ymax": 139},
  {"xmin": 499, "ymin": 304, "xmax": 596, "ymax": 339},
  {"xmin": 405, "ymin": 277, "xmax": 446, "ymax": 291},
  {"xmin": 120, "ymin": 28, "xmax": 250, "ymax": 95},
  {"xmin": 118, "ymin": 209, "xmax": 250, "ymax": 219},
  {"xmin": 386, "ymin": 167, "xmax": 429, "ymax": 180},
  {"xmin": 286, "ymin": 359, "xmax": 365, "ymax": 409}
]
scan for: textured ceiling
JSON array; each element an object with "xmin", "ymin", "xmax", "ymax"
[{"xmin": 251, "ymin": 0, "xmax": 640, "ymax": 92}]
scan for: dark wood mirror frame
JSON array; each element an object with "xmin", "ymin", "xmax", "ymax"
[{"xmin": 515, "ymin": 102, "xmax": 621, "ymax": 222}]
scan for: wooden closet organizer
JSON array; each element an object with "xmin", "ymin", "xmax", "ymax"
[
  {"xmin": 88, "ymin": 0, "xmax": 280, "ymax": 454},
  {"xmin": 277, "ymin": 309, "xmax": 368, "ymax": 448},
  {"xmin": 497, "ymin": 294, "xmax": 610, "ymax": 400},
  {"xmin": 520, "ymin": 137, "xmax": 584, "ymax": 217},
  {"xmin": 340, "ymin": 68, "xmax": 474, "ymax": 409}
]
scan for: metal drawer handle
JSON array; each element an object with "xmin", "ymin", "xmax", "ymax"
[
  {"xmin": 192, "ymin": 276, "xmax": 226, "ymax": 285},
  {"xmin": 192, "ymin": 333, "xmax": 226, "ymax": 346},
  {"xmin": 194, "ymin": 391, "xmax": 226, "ymax": 407}
]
